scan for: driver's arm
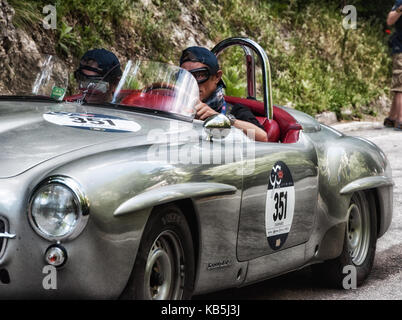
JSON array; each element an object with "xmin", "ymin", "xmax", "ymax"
[
  {"xmin": 232, "ymin": 119, "xmax": 268, "ymax": 142},
  {"xmin": 387, "ymin": 5, "xmax": 402, "ymax": 26},
  {"xmin": 195, "ymin": 102, "xmax": 268, "ymax": 142}
]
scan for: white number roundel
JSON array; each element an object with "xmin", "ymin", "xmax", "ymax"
[{"xmin": 265, "ymin": 161, "xmax": 295, "ymax": 250}]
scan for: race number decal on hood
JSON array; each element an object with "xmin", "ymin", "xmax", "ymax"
[
  {"xmin": 43, "ymin": 112, "xmax": 141, "ymax": 133},
  {"xmin": 265, "ymin": 161, "xmax": 295, "ymax": 250}
]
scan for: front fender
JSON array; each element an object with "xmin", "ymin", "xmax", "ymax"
[{"xmin": 303, "ymin": 126, "xmax": 393, "ymax": 261}]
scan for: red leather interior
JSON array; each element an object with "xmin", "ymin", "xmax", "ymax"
[
  {"xmin": 65, "ymin": 90, "xmax": 301, "ymax": 144},
  {"xmin": 224, "ymin": 96, "xmax": 301, "ymax": 143},
  {"xmin": 64, "ymin": 93, "xmax": 83, "ymax": 102},
  {"xmin": 256, "ymin": 117, "xmax": 280, "ymax": 142},
  {"xmin": 120, "ymin": 91, "xmax": 175, "ymax": 112}
]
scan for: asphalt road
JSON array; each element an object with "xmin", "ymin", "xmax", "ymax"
[{"xmin": 195, "ymin": 125, "xmax": 402, "ymax": 300}]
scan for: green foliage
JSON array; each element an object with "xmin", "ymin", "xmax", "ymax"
[
  {"xmin": 195, "ymin": 0, "xmax": 392, "ymax": 118},
  {"xmin": 8, "ymin": 0, "xmax": 393, "ymax": 118},
  {"xmin": 22, "ymin": 0, "xmax": 131, "ymax": 57},
  {"xmin": 56, "ymin": 20, "xmax": 79, "ymax": 56},
  {"xmin": 8, "ymin": 0, "xmax": 42, "ymax": 29},
  {"xmin": 129, "ymin": 0, "xmax": 184, "ymax": 62},
  {"xmin": 222, "ymin": 66, "xmax": 247, "ymax": 97}
]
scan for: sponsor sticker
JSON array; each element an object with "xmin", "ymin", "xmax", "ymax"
[
  {"xmin": 50, "ymin": 86, "xmax": 66, "ymax": 101},
  {"xmin": 43, "ymin": 111, "xmax": 141, "ymax": 133},
  {"xmin": 265, "ymin": 161, "xmax": 295, "ymax": 250}
]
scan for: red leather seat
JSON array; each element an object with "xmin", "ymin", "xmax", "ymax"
[
  {"xmin": 224, "ymin": 96, "xmax": 301, "ymax": 143},
  {"xmin": 255, "ymin": 116, "xmax": 280, "ymax": 142}
]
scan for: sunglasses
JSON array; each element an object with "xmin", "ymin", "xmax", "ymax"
[{"xmin": 188, "ymin": 67, "xmax": 211, "ymax": 84}]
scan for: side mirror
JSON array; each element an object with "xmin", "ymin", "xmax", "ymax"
[{"xmin": 203, "ymin": 113, "xmax": 231, "ymax": 140}]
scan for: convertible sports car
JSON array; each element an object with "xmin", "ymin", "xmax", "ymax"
[{"xmin": 0, "ymin": 38, "xmax": 393, "ymax": 299}]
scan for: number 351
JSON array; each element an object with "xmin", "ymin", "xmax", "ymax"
[{"xmin": 273, "ymin": 191, "xmax": 288, "ymax": 222}]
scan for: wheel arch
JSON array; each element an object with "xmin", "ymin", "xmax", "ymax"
[
  {"xmin": 138, "ymin": 198, "xmax": 201, "ymax": 297},
  {"xmin": 339, "ymin": 177, "xmax": 393, "ymax": 239},
  {"xmin": 155, "ymin": 198, "xmax": 201, "ymax": 279},
  {"xmin": 113, "ymin": 182, "xmax": 237, "ymax": 273},
  {"xmin": 176, "ymin": 199, "xmax": 200, "ymax": 275},
  {"xmin": 370, "ymin": 187, "xmax": 393, "ymax": 238},
  {"xmin": 314, "ymin": 187, "xmax": 384, "ymax": 263},
  {"xmin": 126, "ymin": 198, "xmax": 201, "ymax": 282}
]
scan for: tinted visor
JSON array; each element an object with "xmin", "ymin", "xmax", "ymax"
[{"xmin": 188, "ymin": 67, "xmax": 210, "ymax": 84}]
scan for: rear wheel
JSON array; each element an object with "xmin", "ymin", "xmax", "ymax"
[
  {"xmin": 313, "ymin": 191, "xmax": 377, "ymax": 288},
  {"xmin": 122, "ymin": 205, "xmax": 195, "ymax": 300}
]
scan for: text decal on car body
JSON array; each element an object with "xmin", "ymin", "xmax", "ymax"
[
  {"xmin": 265, "ymin": 161, "xmax": 295, "ymax": 250},
  {"xmin": 43, "ymin": 112, "xmax": 141, "ymax": 133}
]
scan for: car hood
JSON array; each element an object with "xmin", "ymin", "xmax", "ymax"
[{"xmin": 0, "ymin": 100, "xmax": 193, "ymax": 178}]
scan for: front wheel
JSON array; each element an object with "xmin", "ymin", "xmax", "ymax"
[
  {"xmin": 122, "ymin": 205, "xmax": 195, "ymax": 300},
  {"xmin": 313, "ymin": 191, "xmax": 377, "ymax": 288}
]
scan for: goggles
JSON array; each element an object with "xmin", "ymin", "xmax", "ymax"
[
  {"xmin": 74, "ymin": 68, "xmax": 109, "ymax": 94},
  {"xmin": 188, "ymin": 67, "xmax": 211, "ymax": 84}
]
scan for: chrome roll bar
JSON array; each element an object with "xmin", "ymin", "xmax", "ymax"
[{"xmin": 211, "ymin": 37, "xmax": 274, "ymax": 120}]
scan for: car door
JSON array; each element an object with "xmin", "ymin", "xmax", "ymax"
[{"xmin": 236, "ymin": 132, "xmax": 319, "ymax": 261}]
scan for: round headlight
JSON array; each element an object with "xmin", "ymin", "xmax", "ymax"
[{"xmin": 29, "ymin": 177, "xmax": 89, "ymax": 241}]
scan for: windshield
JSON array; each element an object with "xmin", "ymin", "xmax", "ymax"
[
  {"xmin": 0, "ymin": 53, "xmax": 69, "ymax": 101},
  {"xmin": 108, "ymin": 61, "xmax": 199, "ymax": 119}
]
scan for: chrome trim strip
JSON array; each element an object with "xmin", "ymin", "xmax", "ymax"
[
  {"xmin": 0, "ymin": 217, "xmax": 11, "ymax": 259},
  {"xmin": 340, "ymin": 176, "xmax": 394, "ymax": 195},
  {"xmin": 114, "ymin": 182, "xmax": 237, "ymax": 216}
]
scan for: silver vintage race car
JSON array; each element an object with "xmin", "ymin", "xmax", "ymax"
[{"xmin": 0, "ymin": 38, "xmax": 393, "ymax": 299}]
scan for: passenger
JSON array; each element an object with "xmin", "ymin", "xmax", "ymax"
[
  {"xmin": 179, "ymin": 46, "xmax": 268, "ymax": 142},
  {"xmin": 67, "ymin": 48, "xmax": 122, "ymax": 103}
]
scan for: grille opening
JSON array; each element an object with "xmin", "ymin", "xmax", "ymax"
[{"xmin": 0, "ymin": 269, "xmax": 10, "ymax": 284}]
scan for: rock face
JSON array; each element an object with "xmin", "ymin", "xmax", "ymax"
[
  {"xmin": 0, "ymin": 0, "xmax": 16, "ymax": 93},
  {"xmin": 315, "ymin": 111, "xmax": 338, "ymax": 125},
  {"xmin": 0, "ymin": 0, "xmax": 16, "ymax": 59},
  {"xmin": 0, "ymin": 0, "xmax": 47, "ymax": 56},
  {"xmin": 0, "ymin": 1, "xmax": 64, "ymax": 94},
  {"xmin": 0, "ymin": 0, "xmax": 16, "ymax": 48}
]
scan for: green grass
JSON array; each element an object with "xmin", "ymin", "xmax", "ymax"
[
  {"xmin": 193, "ymin": 0, "xmax": 392, "ymax": 118},
  {"xmin": 7, "ymin": 0, "xmax": 42, "ymax": 29}
]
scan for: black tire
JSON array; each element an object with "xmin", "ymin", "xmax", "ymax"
[
  {"xmin": 121, "ymin": 205, "xmax": 195, "ymax": 300},
  {"xmin": 312, "ymin": 191, "xmax": 377, "ymax": 288}
]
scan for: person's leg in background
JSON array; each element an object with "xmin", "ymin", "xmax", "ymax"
[{"xmin": 385, "ymin": 52, "xmax": 402, "ymax": 129}]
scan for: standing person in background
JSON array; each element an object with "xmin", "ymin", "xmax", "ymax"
[{"xmin": 386, "ymin": 1, "xmax": 402, "ymax": 130}]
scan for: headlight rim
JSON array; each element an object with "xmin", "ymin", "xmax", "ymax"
[{"xmin": 28, "ymin": 176, "xmax": 90, "ymax": 242}]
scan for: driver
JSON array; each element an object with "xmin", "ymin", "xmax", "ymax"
[
  {"xmin": 179, "ymin": 46, "xmax": 268, "ymax": 142},
  {"xmin": 66, "ymin": 48, "xmax": 122, "ymax": 103}
]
